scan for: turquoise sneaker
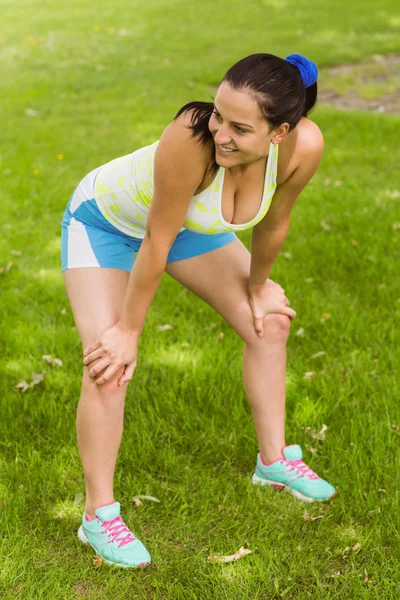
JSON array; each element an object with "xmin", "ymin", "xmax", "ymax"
[
  {"xmin": 252, "ymin": 445, "xmax": 336, "ymax": 502},
  {"xmin": 77, "ymin": 501, "xmax": 151, "ymax": 568}
]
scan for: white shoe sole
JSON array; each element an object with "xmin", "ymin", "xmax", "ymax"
[
  {"xmin": 77, "ymin": 526, "xmax": 151, "ymax": 569},
  {"xmin": 251, "ymin": 473, "xmax": 330, "ymax": 503}
]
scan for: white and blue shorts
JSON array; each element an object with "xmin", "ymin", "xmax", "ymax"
[{"xmin": 61, "ymin": 168, "xmax": 237, "ymax": 273}]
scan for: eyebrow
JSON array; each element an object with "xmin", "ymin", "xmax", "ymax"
[{"xmin": 213, "ymin": 103, "xmax": 254, "ymax": 129}]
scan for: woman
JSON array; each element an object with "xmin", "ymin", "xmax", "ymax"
[{"xmin": 61, "ymin": 53, "xmax": 336, "ymax": 568}]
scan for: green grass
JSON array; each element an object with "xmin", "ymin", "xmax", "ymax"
[{"xmin": 1, "ymin": 0, "xmax": 400, "ymax": 598}]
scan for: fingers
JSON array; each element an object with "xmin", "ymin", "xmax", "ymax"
[
  {"xmin": 254, "ymin": 317, "xmax": 264, "ymax": 338},
  {"xmin": 87, "ymin": 357, "xmax": 111, "ymax": 378},
  {"xmin": 95, "ymin": 364, "xmax": 121, "ymax": 386},
  {"xmin": 83, "ymin": 347, "xmax": 106, "ymax": 366},
  {"xmin": 118, "ymin": 362, "xmax": 137, "ymax": 386},
  {"xmin": 83, "ymin": 340, "xmax": 101, "ymax": 357}
]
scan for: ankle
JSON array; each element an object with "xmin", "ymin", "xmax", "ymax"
[{"xmin": 260, "ymin": 446, "xmax": 285, "ymax": 465}]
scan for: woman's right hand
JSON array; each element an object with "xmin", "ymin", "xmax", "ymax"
[
  {"xmin": 83, "ymin": 323, "xmax": 139, "ymax": 386},
  {"xmin": 248, "ymin": 281, "xmax": 296, "ymax": 337}
]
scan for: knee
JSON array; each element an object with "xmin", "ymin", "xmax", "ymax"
[
  {"xmin": 81, "ymin": 366, "xmax": 128, "ymax": 401},
  {"xmin": 242, "ymin": 313, "xmax": 291, "ymax": 346}
]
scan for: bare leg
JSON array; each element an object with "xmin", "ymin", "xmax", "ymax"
[
  {"xmin": 63, "ymin": 267, "xmax": 130, "ymax": 519},
  {"xmin": 242, "ymin": 315, "xmax": 289, "ymax": 463},
  {"xmin": 77, "ymin": 368, "xmax": 127, "ymax": 518},
  {"xmin": 165, "ymin": 239, "xmax": 291, "ymax": 466}
]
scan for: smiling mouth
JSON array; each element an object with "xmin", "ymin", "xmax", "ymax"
[{"xmin": 217, "ymin": 145, "xmax": 237, "ymax": 153}]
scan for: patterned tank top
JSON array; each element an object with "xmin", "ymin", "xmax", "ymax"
[{"xmin": 93, "ymin": 140, "xmax": 279, "ymax": 239}]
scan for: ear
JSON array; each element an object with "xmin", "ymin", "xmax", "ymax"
[{"xmin": 271, "ymin": 122, "xmax": 290, "ymax": 144}]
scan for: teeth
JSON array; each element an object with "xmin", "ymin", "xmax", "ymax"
[{"xmin": 219, "ymin": 145, "xmax": 235, "ymax": 153}]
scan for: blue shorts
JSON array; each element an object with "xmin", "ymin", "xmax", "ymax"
[{"xmin": 61, "ymin": 168, "xmax": 237, "ymax": 272}]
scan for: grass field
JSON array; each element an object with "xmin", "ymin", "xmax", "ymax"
[{"xmin": 1, "ymin": 0, "xmax": 400, "ymax": 598}]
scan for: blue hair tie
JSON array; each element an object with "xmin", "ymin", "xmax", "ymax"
[{"xmin": 285, "ymin": 53, "xmax": 318, "ymax": 88}]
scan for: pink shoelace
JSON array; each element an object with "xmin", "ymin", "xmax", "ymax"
[
  {"xmin": 287, "ymin": 459, "xmax": 319, "ymax": 480},
  {"xmin": 101, "ymin": 516, "xmax": 136, "ymax": 548}
]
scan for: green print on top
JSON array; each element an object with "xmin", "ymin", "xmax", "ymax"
[{"xmin": 94, "ymin": 141, "xmax": 279, "ymax": 239}]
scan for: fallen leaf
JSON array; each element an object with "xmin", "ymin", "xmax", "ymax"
[
  {"xmin": 207, "ymin": 546, "xmax": 252, "ymax": 563},
  {"xmin": 364, "ymin": 569, "xmax": 369, "ymax": 582},
  {"xmin": 310, "ymin": 351, "xmax": 326, "ymax": 359},
  {"xmin": 303, "ymin": 371, "xmax": 316, "ymax": 380},
  {"xmin": 157, "ymin": 324, "xmax": 173, "ymax": 331},
  {"xmin": 25, "ymin": 108, "xmax": 39, "ymax": 117},
  {"xmin": 131, "ymin": 495, "xmax": 160, "ymax": 503},
  {"xmin": 283, "ymin": 252, "xmax": 292, "ymax": 259},
  {"xmin": 10, "ymin": 250, "xmax": 22, "ymax": 256},
  {"xmin": 393, "ymin": 223, "xmax": 400, "ymax": 230},
  {"xmin": 378, "ymin": 488, "xmax": 386, "ymax": 493},
  {"xmin": 13, "ymin": 372, "xmax": 46, "ymax": 392},
  {"xmin": 302, "ymin": 511, "xmax": 324, "ymax": 521},
  {"xmin": 320, "ymin": 220, "xmax": 331, "ymax": 231},
  {"xmin": 304, "ymin": 424, "xmax": 328, "ymax": 441},
  {"xmin": 60, "ymin": 308, "xmax": 67, "ymax": 315},
  {"xmin": 13, "ymin": 380, "xmax": 30, "ymax": 393},
  {"xmin": 0, "ymin": 261, "xmax": 13, "ymax": 274},
  {"xmin": 306, "ymin": 445, "xmax": 318, "ymax": 455},
  {"xmin": 352, "ymin": 542, "xmax": 361, "ymax": 551},
  {"xmin": 295, "ymin": 328, "xmax": 305, "ymax": 336},
  {"xmin": 131, "ymin": 497, "xmax": 143, "ymax": 507},
  {"xmin": 305, "ymin": 278, "xmax": 314, "ymax": 283},
  {"xmin": 217, "ymin": 332, "xmax": 224, "ymax": 340},
  {"xmin": 42, "ymin": 355, "xmax": 63, "ymax": 367},
  {"xmin": 93, "ymin": 555, "xmax": 102, "ymax": 567},
  {"xmin": 320, "ymin": 313, "xmax": 331, "ymax": 323},
  {"xmin": 334, "ymin": 180, "xmax": 342, "ymax": 187}
]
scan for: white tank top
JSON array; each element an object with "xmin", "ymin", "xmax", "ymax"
[{"xmin": 93, "ymin": 140, "xmax": 279, "ymax": 239}]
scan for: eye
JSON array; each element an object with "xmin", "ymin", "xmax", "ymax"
[{"xmin": 212, "ymin": 110, "xmax": 247, "ymax": 135}]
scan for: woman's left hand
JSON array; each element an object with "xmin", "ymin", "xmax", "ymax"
[{"xmin": 248, "ymin": 279, "xmax": 296, "ymax": 338}]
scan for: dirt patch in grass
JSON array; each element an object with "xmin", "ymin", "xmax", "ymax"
[{"xmin": 318, "ymin": 53, "xmax": 400, "ymax": 114}]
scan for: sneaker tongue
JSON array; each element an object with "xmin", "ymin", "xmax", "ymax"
[
  {"xmin": 95, "ymin": 502, "xmax": 121, "ymax": 522},
  {"xmin": 282, "ymin": 445, "xmax": 302, "ymax": 461}
]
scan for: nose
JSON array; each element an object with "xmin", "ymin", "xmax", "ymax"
[
  {"xmin": 214, "ymin": 130, "xmax": 232, "ymax": 146},
  {"xmin": 214, "ymin": 126, "xmax": 233, "ymax": 146}
]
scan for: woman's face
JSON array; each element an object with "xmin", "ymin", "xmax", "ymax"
[{"xmin": 208, "ymin": 81, "xmax": 288, "ymax": 167}]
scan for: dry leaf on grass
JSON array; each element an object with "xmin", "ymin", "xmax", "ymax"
[
  {"xmin": 0, "ymin": 261, "xmax": 13, "ymax": 274},
  {"xmin": 304, "ymin": 424, "xmax": 328, "ymax": 441},
  {"xmin": 320, "ymin": 313, "xmax": 331, "ymax": 323},
  {"xmin": 42, "ymin": 355, "xmax": 63, "ymax": 367},
  {"xmin": 302, "ymin": 511, "xmax": 324, "ymax": 521},
  {"xmin": 131, "ymin": 497, "xmax": 143, "ymax": 507},
  {"xmin": 157, "ymin": 324, "xmax": 173, "ymax": 331},
  {"xmin": 130, "ymin": 495, "xmax": 160, "ymax": 503},
  {"xmin": 364, "ymin": 569, "xmax": 369, "ymax": 582},
  {"xmin": 93, "ymin": 555, "xmax": 102, "ymax": 567},
  {"xmin": 207, "ymin": 546, "xmax": 252, "ymax": 563},
  {"xmin": 13, "ymin": 372, "xmax": 46, "ymax": 392},
  {"xmin": 352, "ymin": 542, "xmax": 361, "ymax": 552},
  {"xmin": 310, "ymin": 351, "xmax": 326, "ymax": 359},
  {"xmin": 303, "ymin": 372, "xmax": 316, "ymax": 380}
]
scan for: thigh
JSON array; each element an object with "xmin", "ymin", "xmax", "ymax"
[
  {"xmin": 63, "ymin": 267, "xmax": 130, "ymax": 389},
  {"xmin": 165, "ymin": 238, "xmax": 288, "ymax": 343}
]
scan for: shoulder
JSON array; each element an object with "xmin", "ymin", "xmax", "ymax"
[
  {"xmin": 278, "ymin": 118, "xmax": 324, "ymax": 187},
  {"xmin": 155, "ymin": 109, "xmax": 212, "ymax": 171},
  {"xmin": 295, "ymin": 118, "xmax": 324, "ymax": 157}
]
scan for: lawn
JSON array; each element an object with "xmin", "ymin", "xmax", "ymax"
[{"xmin": 1, "ymin": 0, "xmax": 400, "ymax": 598}]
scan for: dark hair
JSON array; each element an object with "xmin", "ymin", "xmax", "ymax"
[{"xmin": 173, "ymin": 53, "xmax": 317, "ymax": 172}]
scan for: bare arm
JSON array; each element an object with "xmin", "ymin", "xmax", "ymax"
[
  {"xmin": 249, "ymin": 127, "xmax": 324, "ymax": 289},
  {"xmin": 117, "ymin": 114, "xmax": 209, "ymax": 335}
]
